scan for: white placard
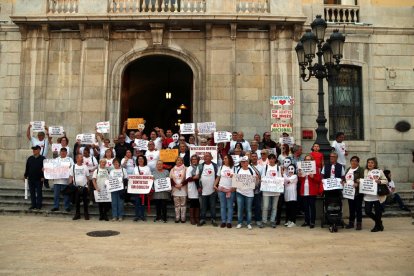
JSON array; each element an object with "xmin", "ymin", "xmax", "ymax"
[
  {"xmin": 197, "ymin": 122, "xmax": 216, "ymax": 135},
  {"xmin": 260, "ymin": 176, "xmax": 284, "ymax": 193},
  {"xmin": 49, "ymin": 126, "xmax": 64, "ymax": 137},
  {"xmin": 76, "ymin": 133, "xmax": 96, "ymax": 145},
  {"xmin": 214, "ymin": 131, "xmax": 232, "ymax": 143},
  {"xmin": 30, "ymin": 121, "xmax": 45, "ymax": 132},
  {"xmin": 359, "ymin": 178, "xmax": 377, "ymax": 195},
  {"xmin": 43, "ymin": 159, "xmax": 71, "ymax": 179},
  {"xmin": 106, "ymin": 177, "xmax": 124, "ymax": 192},
  {"xmin": 342, "ymin": 181, "xmax": 356, "ymax": 200},
  {"xmin": 190, "ymin": 146, "xmax": 218, "ymax": 164},
  {"xmin": 297, "ymin": 161, "xmax": 316, "ymax": 174},
  {"xmin": 51, "ymin": 143, "xmax": 62, "ymax": 153},
  {"xmin": 128, "ymin": 175, "xmax": 153, "ymax": 194},
  {"xmin": 232, "ymin": 174, "xmax": 256, "ymax": 190},
  {"xmin": 154, "ymin": 177, "xmax": 172, "ymax": 192},
  {"xmin": 134, "ymin": 139, "xmax": 148, "ymax": 151},
  {"xmin": 322, "ymin": 178, "xmax": 343, "ymax": 191},
  {"xmin": 270, "ymin": 96, "xmax": 295, "ymax": 106},
  {"xmin": 271, "ymin": 109, "xmax": 293, "ymax": 119},
  {"xmin": 94, "ymin": 187, "xmax": 112, "ymax": 202},
  {"xmin": 96, "ymin": 121, "xmax": 110, "ymax": 134},
  {"xmin": 180, "ymin": 123, "xmax": 195, "ymax": 135},
  {"xmin": 279, "ymin": 137, "xmax": 295, "ymax": 146}
]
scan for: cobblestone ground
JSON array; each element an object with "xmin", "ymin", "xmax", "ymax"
[{"xmin": 0, "ymin": 215, "xmax": 413, "ymax": 275}]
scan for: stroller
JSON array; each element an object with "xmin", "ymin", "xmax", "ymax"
[{"xmin": 321, "ymin": 190, "xmax": 344, "ymax": 232}]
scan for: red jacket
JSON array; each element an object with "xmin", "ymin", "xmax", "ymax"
[{"xmin": 299, "ymin": 172, "xmax": 323, "ymax": 196}]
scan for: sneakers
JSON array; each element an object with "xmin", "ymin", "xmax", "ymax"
[
  {"xmin": 112, "ymin": 218, "xmax": 118, "ymax": 221},
  {"xmin": 197, "ymin": 220, "xmax": 206, "ymax": 227},
  {"xmin": 247, "ymin": 224, "xmax": 253, "ymax": 230},
  {"xmin": 287, "ymin": 221, "xmax": 296, "ymax": 228},
  {"xmin": 271, "ymin": 222, "xmax": 276, "ymax": 228},
  {"xmin": 118, "ymin": 218, "xmax": 123, "ymax": 222},
  {"xmin": 236, "ymin": 224, "xmax": 242, "ymax": 229},
  {"xmin": 259, "ymin": 223, "xmax": 265, "ymax": 229},
  {"xmin": 284, "ymin": 221, "xmax": 291, "ymax": 226},
  {"xmin": 211, "ymin": 220, "xmax": 218, "ymax": 227}
]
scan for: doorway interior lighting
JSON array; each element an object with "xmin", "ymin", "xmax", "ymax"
[{"xmin": 165, "ymin": 92, "xmax": 172, "ymax": 99}]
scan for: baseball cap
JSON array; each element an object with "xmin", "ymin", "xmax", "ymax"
[{"xmin": 31, "ymin": 145, "xmax": 41, "ymax": 150}]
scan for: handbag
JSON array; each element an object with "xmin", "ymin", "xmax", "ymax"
[
  {"xmin": 377, "ymin": 184, "xmax": 390, "ymax": 196},
  {"xmin": 61, "ymin": 184, "xmax": 76, "ymax": 195}
]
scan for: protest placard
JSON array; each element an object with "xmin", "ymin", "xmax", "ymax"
[
  {"xmin": 106, "ymin": 177, "xmax": 123, "ymax": 192},
  {"xmin": 297, "ymin": 161, "xmax": 316, "ymax": 174},
  {"xmin": 271, "ymin": 123, "xmax": 293, "ymax": 133},
  {"xmin": 232, "ymin": 174, "xmax": 256, "ymax": 190},
  {"xmin": 159, "ymin": 149, "xmax": 178, "ymax": 163},
  {"xmin": 214, "ymin": 131, "xmax": 232, "ymax": 143},
  {"xmin": 279, "ymin": 136, "xmax": 295, "ymax": 146},
  {"xmin": 359, "ymin": 178, "xmax": 377, "ymax": 195},
  {"xmin": 43, "ymin": 159, "xmax": 71, "ymax": 179},
  {"xmin": 342, "ymin": 181, "xmax": 356, "ymax": 200},
  {"xmin": 96, "ymin": 121, "xmax": 110, "ymax": 134},
  {"xmin": 134, "ymin": 139, "xmax": 148, "ymax": 151},
  {"xmin": 30, "ymin": 121, "xmax": 45, "ymax": 132},
  {"xmin": 231, "ymin": 155, "xmax": 240, "ymax": 165},
  {"xmin": 197, "ymin": 122, "xmax": 216, "ymax": 135},
  {"xmin": 49, "ymin": 126, "xmax": 64, "ymax": 137},
  {"xmin": 271, "ymin": 109, "xmax": 293, "ymax": 119},
  {"xmin": 76, "ymin": 133, "xmax": 96, "ymax": 145},
  {"xmin": 51, "ymin": 143, "xmax": 62, "ymax": 153},
  {"xmin": 260, "ymin": 176, "xmax": 285, "ymax": 193},
  {"xmin": 270, "ymin": 96, "xmax": 295, "ymax": 106},
  {"xmin": 154, "ymin": 177, "xmax": 172, "ymax": 192},
  {"xmin": 322, "ymin": 178, "xmax": 343, "ymax": 191},
  {"xmin": 127, "ymin": 175, "xmax": 153, "ymax": 194},
  {"xmin": 127, "ymin": 118, "xmax": 145, "ymax": 129},
  {"xmin": 190, "ymin": 146, "xmax": 218, "ymax": 164},
  {"xmin": 94, "ymin": 187, "xmax": 112, "ymax": 202},
  {"xmin": 180, "ymin": 123, "xmax": 195, "ymax": 135}
]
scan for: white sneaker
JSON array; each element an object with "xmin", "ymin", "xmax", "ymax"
[
  {"xmin": 118, "ymin": 218, "xmax": 123, "ymax": 222},
  {"xmin": 236, "ymin": 224, "xmax": 242, "ymax": 229},
  {"xmin": 284, "ymin": 221, "xmax": 291, "ymax": 227},
  {"xmin": 287, "ymin": 222, "xmax": 296, "ymax": 228},
  {"xmin": 247, "ymin": 224, "xmax": 253, "ymax": 230}
]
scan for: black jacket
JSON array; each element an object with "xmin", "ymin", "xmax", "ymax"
[{"xmin": 24, "ymin": 155, "xmax": 45, "ymax": 181}]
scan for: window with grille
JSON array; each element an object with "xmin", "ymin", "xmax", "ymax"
[{"xmin": 328, "ymin": 65, "xmax": 364, "ymax": 140}]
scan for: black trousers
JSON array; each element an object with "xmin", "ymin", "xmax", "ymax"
[
  {"xmin": 365, "ymin": 200, "xmax": 382, "ymax": 226},
  {"xmin": 155, "ymin": 199, "xmax": 168, "ymax": 221},
  {"xmin": 276, "ymin": 194, "xmax": 286, "ymax": 223},
  {"xmin": 189, "ymin": 198, "xmax": 200, "ymax": 208},
  {"xmin": 98, "ymin": 202, "xmax": 110, "ymax": 219},
  {"xmin": 286, "ymin": 201, "xmax": 297, "ymax": 223},
  {"xmin": 348, "ymin": 193, "xmax": 364, "ymax": 223},
  {"xmin": 303, "ymin": 196, "xmax": 316, "ymax": 225},
  {"xmin": 74, "ymin": 187, "xmax": 89, "ymax": 215}
]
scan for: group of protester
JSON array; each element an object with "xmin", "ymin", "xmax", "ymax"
[{"xmin": 24, "ymin": 123, "xmax": 411, "ymax": 232}]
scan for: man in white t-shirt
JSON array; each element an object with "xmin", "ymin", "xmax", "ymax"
[
  {"xmin": 69, "ymin": 154, "xmax": 90, "ymax": 220},
  {"xmin": 50, "ymin": 148, "xmax": 74, "ymax": 212},
  {"xmin": 198, "ymin": 152, "xmax": 218, "ymax": 227},
  {"xmin": 331, "ymin": 132, "xmax": 348, "ymax": 167},
  {"xmin": 145, "ymin": 141, "xmax": 160, "ymax": 172},
  {"xmin": 26, "ymin": 124, "xmax": 50, "ymax": 157}
]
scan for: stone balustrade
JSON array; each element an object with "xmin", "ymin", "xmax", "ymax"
[
  {"xmin": 236, "ymin": 0, "xmax": 269, "ymax": 14},
  {"xmin": 324, "ymin": 4, "xmax": 360, "ymax": 23},
  {"xmin": 108, "ymin": 0, "xmax": 206, "ymax": 13},
  {"xmin": 48, "ymin": 0, "xmax": 79, "ymax": 14}
]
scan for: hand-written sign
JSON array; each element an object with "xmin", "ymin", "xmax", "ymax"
[
  {"xmin": 106, "ymin": 177, "xmax": 123, "ymax": 192},
  {"xmin": 342, "ymin": 181, "xmax": 355, "ymax": 200},
  {"xmin": 76, "ymin": 133, "xmax": 96, "ymax": 145},
  {"xmin": 49, "ymin": 126, "xmax": 64, "ymax": 137},
  {"xmin": 180, "ymin": 123, "xmax": 195, "ymax": 135},
  {"xmin": 272, "ymin": 109, "xmax": 293, "ymax": 119},
  {"xmin": 260, "ymin": 176, "xmax": 284, "ymax": 193},
  {"xmin": 94, "ymin": 186, "xmax": 112, "ymax": 202},
  {"xmin": 297, "ymin": 161, "xmax": 316, "ymax": 174},
  {"xmin": 271, "ymin": 123, "xmax": 293, "ymax": 133},
  {"xmin": 96, "ymin": 121, "xmax": 110, "ymax": 134},
  {"xmin": 134, "ymin": 139, "xmax": 148, "ymax": 151},
  {"xmin": 127, "ymin": 118, "xmax": 145, "ymax": 129},
  {"xmin": 197, "ymin": 122, "xmax": 216, "ymax": 135},
  {"xmin": 190, "ymin": 146, "xmax": 218, "ymax": 164},
  {"xmin": 322, "ymin": 178, "xmax": 343, "ymax": 191},
  {"xmin": 128, "ymin": 175, "xmax": 153, "ymax": 194},
  {"xmin": 279, "ymin": 137, "xmax": 295, "ymax": 147},
  {"xmin": 43, "ymin": 159, "xmax": 71, "ymax": 179},
  {"xmin": 30, "ymin": 121, "xmax": 45, "ymax": 132},
  {"xmin": 232, "ymin": 174, "xmax": 256, "ymax": 190},
  {"xmin": 154, "ymin": 177, "xmax": 172, "ymax": 192},
  {"xmin": 214, "ymin": 131, "xmax": 232, "ymax": 143},
  {"xmin": 359, "ymin": 178, "xmax": 377, "ymax": 195},
  {"xmin": 159, "ymin": 149, "xmax": 178, "ymax": 163},
  {"xmin": 270, "ymin": 96, "xmax": 295, "ymax": 106}
]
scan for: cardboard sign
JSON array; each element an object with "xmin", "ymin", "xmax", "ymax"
[
  {"xmin": 279, "ymin": 137, "xmax": 295, "ymax": 146},
  {"xmin": 49, "ymin": 126, "xmax": 64, "ymax": 137},
  {"xmin": 271, "ymin": 123, "xmax": 293, "ymax": 133},
  {"xmin": 154, "ymin": 177, "xmax": 172, "ymax": 192},
  {"xmin": 96, "ymin": 121, "xmax": 110, "ymax": 134},
  {"xmin": 76, "ymin": 133, "xmax": 96, "ymax": 145},
  {"xmin": 297, "ymin": 161, "xmax": 316, "ymax": 174},
  {"xmin": 94, "ymin": 187, "xmax": 112, "ymax": 202},
  {"xmin": 260, "ymin": 176, "xmax": 284, "ymax": 193},
  {"xmin": 43, "ymin": 159, "xmax": 71, "ymax": 179},
  {"xmin": 197, "ymin": 122, "xmax": 216, "ymax": 135},
  {"xmin": 270, "ymin": 96, "xmax": 295, "ymax": 106},
  {"xmin": 106, "ymin": 177, "xmax": 124, "ymax": 192},
  {"xmin": 159, "ymin": 149, "xmax": 179, "ymax": 163},
  {"xmin": 180, "ymin": 123, "xmax": 195, "ymax": 135},
  {"xmin": 127, "ymin": 118, "xmax": 145, "ymax": 129},
  {"xmin": 232, "ymin": 174, "xmax": 256, "ymax": 190},
  {"xmin": 134, "ymin": 139, "xmax": 148, "ymax": 151},
  {"xmin": 190, "ymin": 146, "xmax": 218, "ymax": 164},
  {"xmin": 51, "ymin": 143, "xmax": 62, "ymax": 153},
  {"xmin": 272, "ymin": 109, "xmax": 293, "ymax": 119},
  {"xmin": 322, "ymin": 178, "xmax": 343, "ymax": 191},
  {"xmin": 359, "ymin": 178, "xmax": 377, "ymax": 195},
  {"xmin": 30, "ymin": 121, "xmax": 45, "ymax": 132},
  {"xmin": 127, "ymin": 175, "xmax": 153, "ymax": 194},
  {"xmin": 342, "ymin": 181, "xmax": 355, "ymax": 200},
  {"xmin": 214, "ymin": 131, "xmax": 232, "ymax": 143}
]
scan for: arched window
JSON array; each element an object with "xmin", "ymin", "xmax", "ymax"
[{"xmin": 328, "ymin": 65, "xmax": 363, "ymax": 140}]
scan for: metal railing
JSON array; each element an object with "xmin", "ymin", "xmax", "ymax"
[
  {"xmin": 48, "ymin": 0, "xmax": 79, "ymax": 14},
  {"xmin": 236, "ymin": 0, "xmax": 269, "ymax": 14},
  {"xmin": 324, "ymin": 4, "xmax": 359, "ymax": 23},
  {"xmin": 108, "ymin": 0, "xmax": 206, "ymax": 13}
]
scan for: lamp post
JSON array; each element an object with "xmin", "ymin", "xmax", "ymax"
[{"xmin": 295, "ymin": 15, "xmax": 345, "ymax": 163}]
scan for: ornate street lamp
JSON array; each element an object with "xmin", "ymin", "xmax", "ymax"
[{"xmin": 295, "ymin": 15, "xmax": 346, "ymax": 162}]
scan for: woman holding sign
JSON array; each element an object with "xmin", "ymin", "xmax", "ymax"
[
  {"xmin": 214, "ymin": 154, "xmax": 235, "ymax": 228},
  {"xmin": 170, "ymin": 157, "xmax": 188, "ymax": 223},
  {"xmin": 109, "ymin": 159, "xmax": 128, "ymax": 221},
  {"xmin": 344, "ymin": 156, "xmax": 365, "ymax": 230},
  {"xmin": 92, "ymin": 159, "xmax": 110, "ymax": 221},
  {"xmin": 132, "ymin": 155, "xmax": 152, "ymax": 222},
  {"xmin": 153, "ymin": 160, "xmax": 171, "ymax": 223},
  {"xmin": 185, "ymin": 155, "xmax": 201, "ymax": 225},
  {"xmin": 363, "ymin": 158, "xmax": 388, "ymax": 232}
]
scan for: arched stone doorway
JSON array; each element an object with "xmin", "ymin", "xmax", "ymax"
[{"xmin": 120, "ymin": 55, "xmax": 193, "ymax": 134}]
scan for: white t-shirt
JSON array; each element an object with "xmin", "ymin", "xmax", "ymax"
[
  {"xmin": 99, "ymin": 145, "xmax": 115, "ymax": 159},
  {"xmin": 121, "ymin": 158, "xmax": 135, "ymax": 175},
  {"xmin": 236, "ymin": 168, "xmax": 256, "ymax": 198},
  {"xmin": 133, "ymin": 165, "xmax": 151, "ymax": 176},
  {"xmin": 284, "ymin": 174, "xmax": 298, "ymax": 202},
  {"xmin": 229, "ymin": 140, "xmax": 251, "ymax": 152},
  {"xmin": 70, "ymin": 164, "xmax": 90, "ymax": 187},
  {"xmin": 79, "ymin": 146, "xmax": 96, "ymax": 158},
  {"xmin": 31, "ymin": 137, "xmax": 49, "ymax": 157},
  {"xmin": 331, "ymin": 140, "xmax": 347, "ymax": 166},
  {"xmin": 261, "ymin": 164, "xmax": 281, "ymax": 197},
  {"xmin": 218, "ymin": 165, "xmax": 234, "ymax": 189},
  {"xmin": 186, "ymin": 166, "xmax": 199, "ymax": 199},
  {"xmin": 92, "ymin": 167, "xmax": 109, "ymax": 190},
  {"xmin": 51, "ymin": 156, "xmax": 74, "ymax": 185},
  {"xmin": 145, "ymin": 150, "xmax": 160, "ymax": 172},
  {"xmin": 200, "ymin": 163, "xmax": 216, "ymax": 196},
  {"xmin": 83, "ymin": 156, "xmax": 98, "ymax": 174},
  {"xmin": 152, "ymin": 137, "xmax": 162, "ymax": 150}
]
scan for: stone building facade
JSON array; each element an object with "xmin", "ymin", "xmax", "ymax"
[{"xmin": 0, "ymin": 0, "xmax": 413, "ymax": 181}]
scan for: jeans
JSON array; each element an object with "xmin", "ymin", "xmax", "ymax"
[
  {"xmin": 201, "ymin": 193, "xmax": 217, "ymax": 221},
  {"xmin": 29, "ymin": 180, "xmax": 43, "ymax": 209},
  {"xmin": 53, "ymin": 184, "xmax": 71, "ymax": 209},
  {"xmin": 253, "ymin": 193, "xmax": 262, "ymax": 222},
  {"xmin": 134, "ymin": 195, "xmax": 145, "ymax": 218},
  {"xmin": 236, "ymin": 193, "xmax": 253, "ymax": 225},
  {"xmin": 365, "ymin": 200, "xmax": 382, "ymax": 226},
  {"xmin": 262, "ymin": 195, "xmax": 279, "ymax": 223},
  {"xmin": 303, "ymin": 196, "xmax": 316, "ymax": 225},
  {"xmin": 348, "ymin": 193, "xmax": 364, "ymax": 223},
  {"xmin": 111, "ymin": 190, "xmax": 124, "ymax": 218},
  {"xmin": 218, "ymin": 191, "xmax": 235, "ymax": 223}
]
